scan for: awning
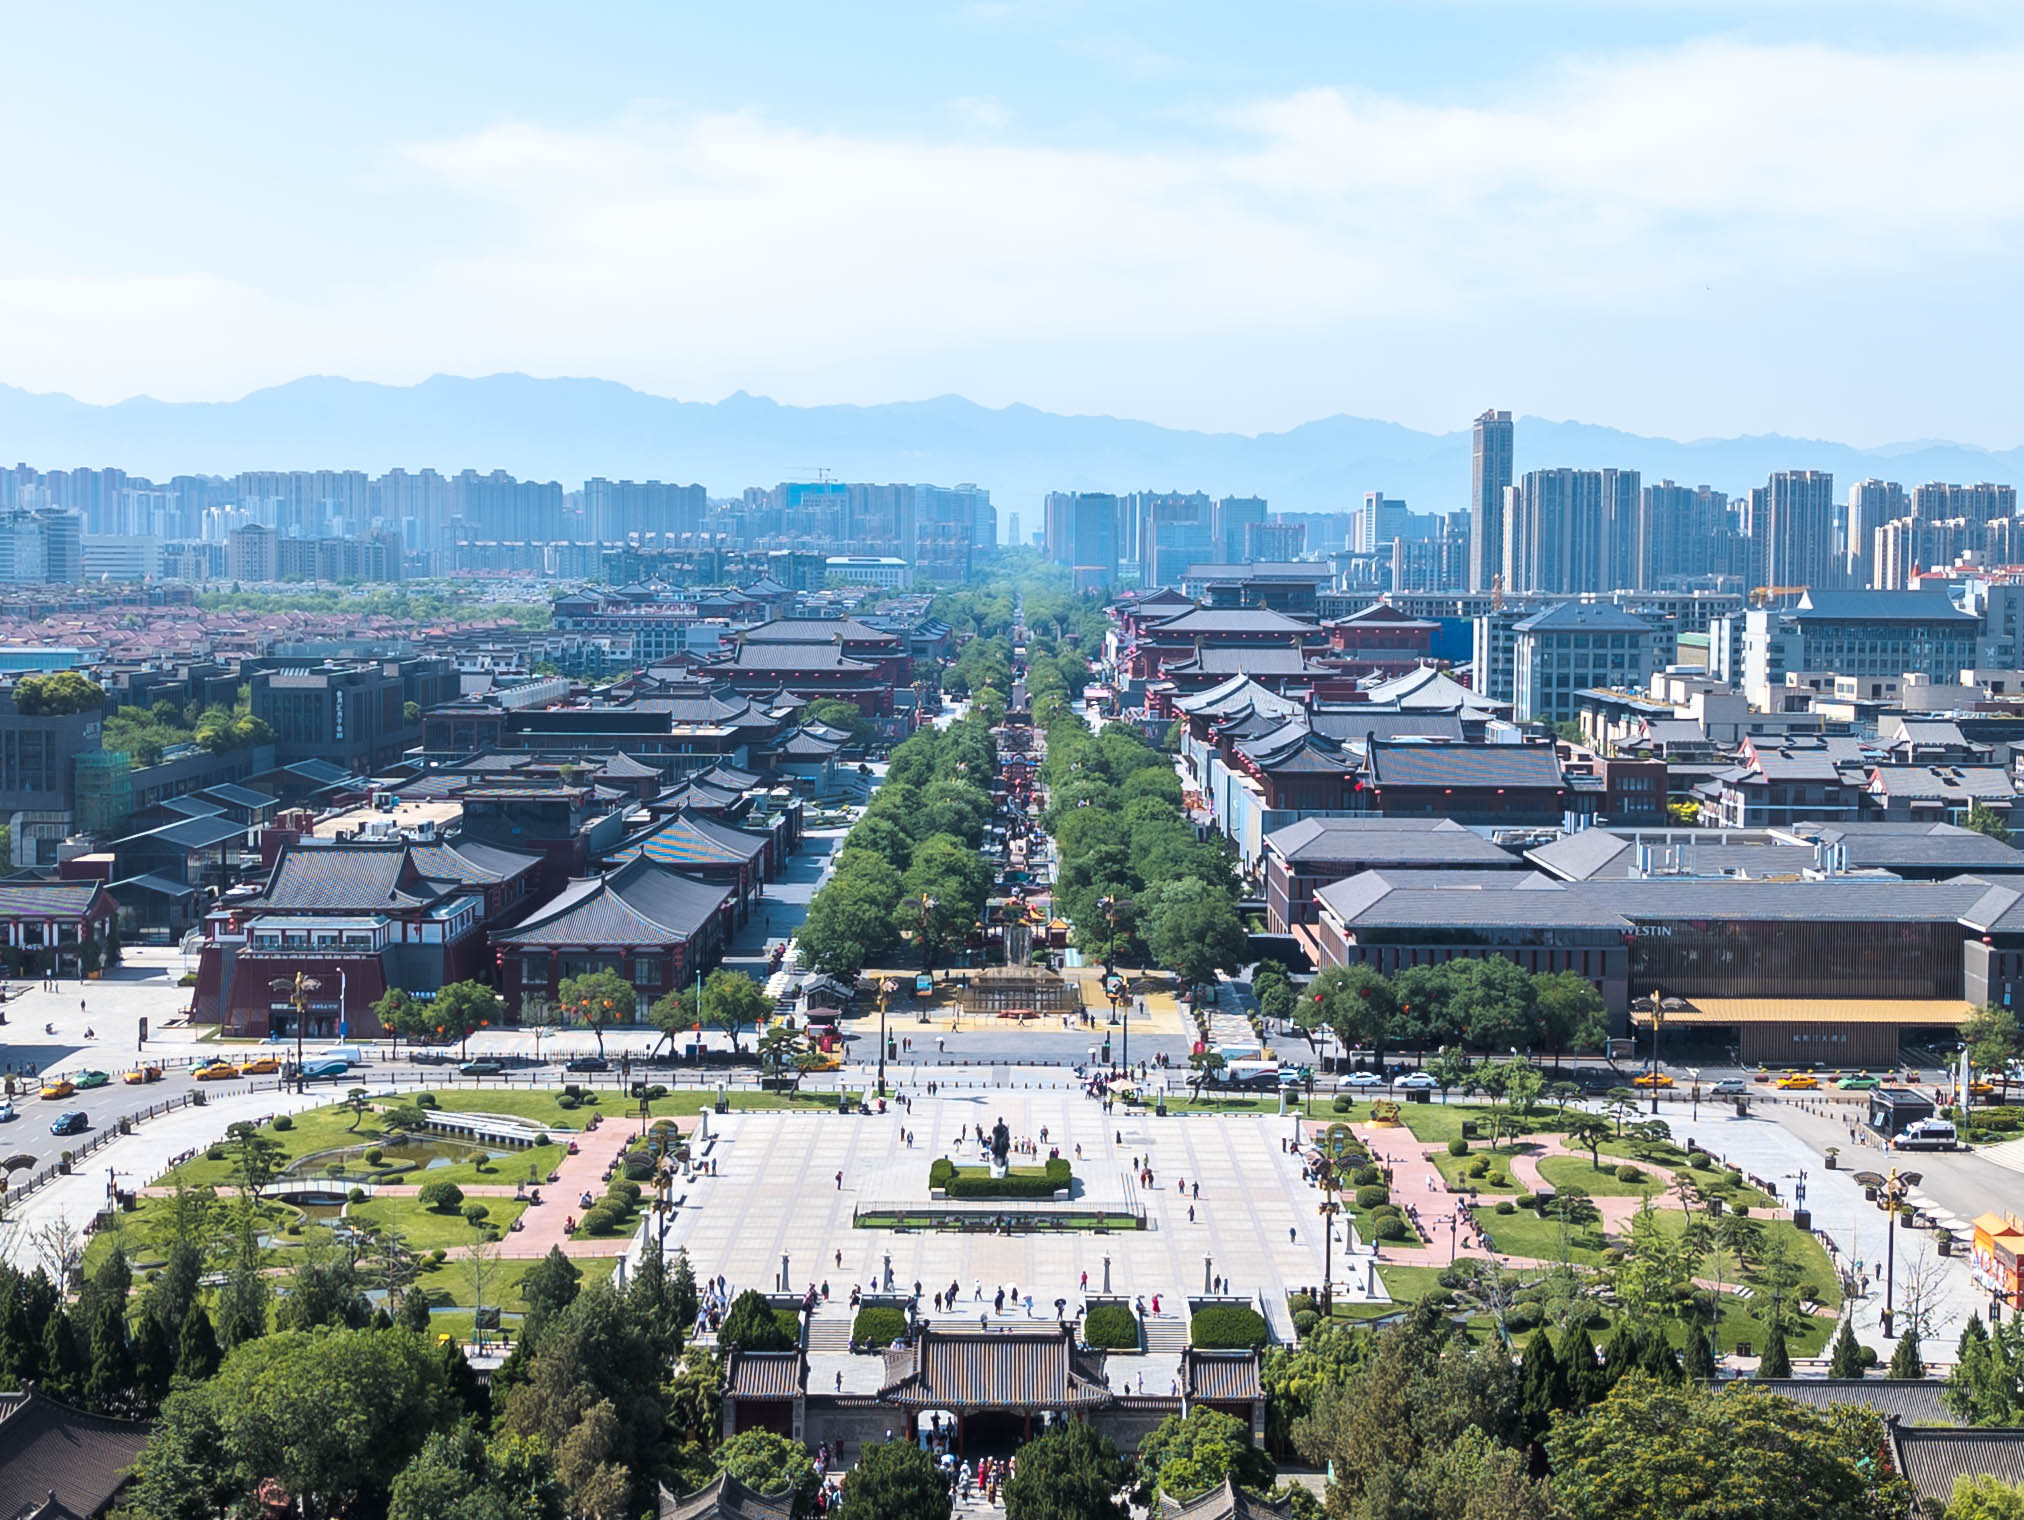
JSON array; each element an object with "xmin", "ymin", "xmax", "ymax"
[{"xmin": 1631, "ymin": 998, "xmax": 1976, "ymax": 1026}]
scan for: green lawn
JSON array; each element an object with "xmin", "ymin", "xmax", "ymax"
[
  {"xmin": 84, "ymin": 1195, "xmax": 311, "ymax": 1277},
  {"xmin": 1396, "ymin": 1103, "xmax": 1576, "ymax": 1147},
  {"xmin": 1375, "ymin": 1264, "xmax": 1452, "ymax": 1303},
  {"xmin": 1433, "ymin": 1147, "xmax": 1525, "ymax": 1193},
  {"xmin": 1536, "ymin": 1154, "xmax": 1666, "ymax": 1199},
  {"xmin": 348, "ymin": 1195, "xmax": 529, "ymax": 1253},
  {"xmin": 419, "ymin": 1252, "xmax": 617, "ymax": 1312},
  {"xmin": 1473, "ymin": 1202, "xmax": 1610, "ymax": 1266}
]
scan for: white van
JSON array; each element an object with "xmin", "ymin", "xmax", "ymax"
[
  {"xmin": 1894, "ymin": 1118, "xmax": 1958, "ymax": 1151},
  {"xmin": 320, "ymin": 1045, "xmax": 365, "ymax": 1067}
]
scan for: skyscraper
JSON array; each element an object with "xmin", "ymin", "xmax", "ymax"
[
  {"xmin": 1468, "ymin": 410, "xmax": 1513, "ymax": 592},
  {"xmin": 1600, "ymin": 468, "xmax": 1641, "ymax": 591},
  {"xmin": 1760, "ymin": 469, "xmax": 1837, "ymax": 590},
  {"xmin": 1502, "ymin": 468, "xmax": 1605, "ymax": 594},
  {"xmin": 1846, "ymin": 479, "xmax": 1906, "ymax": 588}
]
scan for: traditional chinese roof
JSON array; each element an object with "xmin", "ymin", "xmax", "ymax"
[
  {"xmin": 878, "ymin": 1327, "xmax": 1112, "ymax": 1410},
  {"xmin": 245, "ymin": 842, "xmax": 439, "ymax": 912},
  {"xmin": 1365, "ymin": 741, "xmax": 1563, "ymax": 790},
  {"xmin": 494, "ymin": 856, "xmax": 732, "ymax": 947},
  {"xmin": 635, "ymin": 811, "xmax": 768, "ymax": 870},
  {"xmin": 408, "ymin": 839, "xmax": 544, "ymax": 889},
  {"xmin": 1181, "ymin": 1349, "xmax": 1263, "ymax": 1402},
  {"xmin": 724, "ymin": 1349, "xmax": 806, "ymax": 1400},
  {"xmin": 0, "ymin": 1389, "xmax": 151, "ymax": 1520},
  {"xmin": 658, "ymin": 1471, "xmax": 795, "ymax": 1520},
  {"xmin": 1159, "ymin": 1478, "xmax": 1291, "ymax": 1520},
  {"xmin": 0, "ymin": 880, "xmax": 109, "ymax": 921}
]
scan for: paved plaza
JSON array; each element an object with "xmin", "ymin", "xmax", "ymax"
[{"xmin": 664, "ymin": 1093, "xmax": 1369, "ymax": 1340}]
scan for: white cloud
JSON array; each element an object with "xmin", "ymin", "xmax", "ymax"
[
  {"xmin": 0, "ymin": 36, "xmax": 2019, "ymax": 433},
  {"xmin": 951, "ymin": 96, "xmax": 1012, "ymax": 132}
]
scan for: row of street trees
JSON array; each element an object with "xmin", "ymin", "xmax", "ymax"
[
  {"xmin": 797, "ymin": 713, "xmax": 1000, "ymax": 979},
  {"xmin": 1289, "ymin": 958, "xmax": 1610, "ymax": 1066}
]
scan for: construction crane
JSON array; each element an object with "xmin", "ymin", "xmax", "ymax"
[{"xmin": 1750, "ymin": 585, "xmax": 1810, "ymax": 606}]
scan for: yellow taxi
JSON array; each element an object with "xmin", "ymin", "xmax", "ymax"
[
  {"xmin": 240, "ymin": 1056, "xmax": 281, "ymax": 1075},
  {"xmin": 121, "ymin": 1065, "xmax": 163, "ymax": 1084},
  {"xmin": 1776, "ymin": 1073, "xmax": 1820, "ymax": 1091},
  {"xmin": 1632, "ymin": 1072, "xmax": 1674, "ymax": 1089},
  {"xmin": 1969, "ymin": 1080, "xmax": 1997, "ymax": 1099},
  {"xmin": 38, "ymin": 1078, "xmax": 75, "ymax": 1099},
  {"xmin": 193, "ymin": 1061, "xmax": 240, "ymax": 1082}
]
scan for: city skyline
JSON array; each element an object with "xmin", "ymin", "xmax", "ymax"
[{"xmin": 2, "ymin": 4, "xmax": 2021, "ymax": 444}]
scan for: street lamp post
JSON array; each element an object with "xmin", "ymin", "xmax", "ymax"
[
  {"xmin": 269, "ymin": 971, "xmax": 321, "ymax": 1094},
  {"xmin": 1447, "ymin": 1211, "xmax": 1458, "ymax": 1265},
  {"xmin": 876, "ymin": 978, "xmax": 897, "ymax": 1098},
  {"xmin": 1647, "ymin": 991, "xmax": 1665, "ymax": 1116},
  {"xmin": 1880, "ymin": 1166, "xmax": 1916, "ymax": 1338},
  {"xmin": 1690, "ymin": 1067, "xmax": 1702, "ymax": 1123}
]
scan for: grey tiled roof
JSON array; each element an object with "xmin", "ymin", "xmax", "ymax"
[
  {"xmin": 1892, "ymin": 1427, "xmax": 2024, "ymax": 1505},
  {"xmin": 1738, "ymin": 1377, "xmax": 1951, "ymax": 1423},
  {"xmin": 1146, "ymin": 609, "xmax": 1319, "ymax": 635},
  {"xmin": 408, "ymin": 839, "xmax": 543, "ymax": 887},
  {"xmin": 1160, "ymin": 1478, "xmax": 1292, "ymax": 1520},
  {"xmin": 1265, "ymin": 816, "xmax": 1514, "ymax": 867},
  {"xmin": 0, "ymin": 1389, "xmax": 151, "ymax": 1520},
  {"xmin": 658, "ymin": 1471, "xmax": 795, "ymax": 1520},
  {"xmin": 879, "ymin": 1327, "xmax": 1111, "ymax": 1409},
  {"xmin": 1792, "ymin": 590, "xmax": 1976, "ymax": 622},
  {"xmin": 1367, "ymin": 742, "xmax": 1564, "ymax": 789},
  {"xmin": 249, "ymin": 843, "xmax": 432, "ymax": 911},
  {"xmin": 1169, "ymin": 648, "xmax": 1326, "ymax": 675},
  {"xmin": 0, "ymin": 880, "xmax": 105, "ymax": 920},
  {"xmin": 494, "ymin": 857, "xmax": 731, "ymax": 946},
  {"xmin": 123, "ymin": 815, "xmax": 247, "ymax": 850},
  {"xmin": 1310, "ymin": 710, "xmax": 1465, "ymax": 745},
  {"xmin": 1867, "ymin": 765, "xmax": 2016, "ymax": 802}
]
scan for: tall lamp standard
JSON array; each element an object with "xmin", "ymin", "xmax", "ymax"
[
  {"xmin": 1097, "ymin": 894, "xmax": 1133, "ymax": 1073},
  {"xmin": 1690, "ymin": 1067, "xmax": 1702, "ymax": 1123},
  {"xmin": 876, "ymin": 978, "xmax": 897, "ymax": 1098},
  {"xmin": 1647, "ymin": 990, "xmax": 1666, "ymax": 1116},
  {"xmin": 1880, "ymin": 1166, "xmax": 1918, "ymax": 1338},
  {"xmin": 270, "ymin": 972, "xmax": 321, "ymax": 1094}
]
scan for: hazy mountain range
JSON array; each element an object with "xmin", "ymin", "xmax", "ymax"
[{"xmin": 3, "ymin": 374, "xmax": 2021, "ymax": 520}]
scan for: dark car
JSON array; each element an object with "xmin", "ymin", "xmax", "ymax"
[
  {"xmin": 459, "ymin": 1059, "xmax": 504, "ymax": 1077},
  {"xmin": 564, "ymin": 1056, "xmax": 610, "ymax": 1073},
  {"xmin": 50, "ymin": 1110, "xmax": 89, "ymax": 1136}
]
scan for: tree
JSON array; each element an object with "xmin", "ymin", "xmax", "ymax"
[
  {"xmin": 13, "ymin": 671, "xmax": 105, "ymax": 715},
  {"xmin": 374, "ymin": 987, "xmax": 428, "ymax": 1057},
  {"xmin": 431, "ymin": 980, "xmax": 505, "ymax": 1059},
  {"xmin": 1187, "ymin": 1048, "xmax": 1227, "ymax": 1100},
  {"xmin": 843, "ymin": 1439, "xmax": 950, "ymax": 1520},
  {"xmin": 1445, "ymin": 957, "xmax": 1537, "ymax": 1052},
  {"xmin": 1829, "ymin": 1318, "xmax": 1867, "ymax": 1379},
  {"xmin": 519, "ymin": 1246, "xmax": 583, "ymax": 1341},
  {"xmin": 388, "ymin": 1421, "xmax": 565, "ymax": 1520},
  {"xmin": 1947, "ymin": 1315, "xmax": 2024, "ymax": 1425},
  {"xmin": 1533, "ymin": 970, "xmax": 1609, "ymax": 1065},
  {"xmin": 648, "ymin": 984, "xmax": 700, "ymax": 1058},
  {"xmin": 1422, "ymin": 1045, "xmax": 1471, "ymax": 1103},
  {"xmin": 716, "ymin": 1288, "xmax": 794, "ymax": 1353},
  {"xmin": 796, "ymin": 871, "xmax": 898, "ymax": 978},
  {"xmin": 129, "ymin": 1326, "xmax": 451, "ymax": 1520},
  {"xmin": 1757, "ymin": 1319, "xmax": 1793, "ymax": 1378},
  {"xmin": 1965, "ymin": 802, "xmax": 2014, "ymax": 844},
  {"xmin": 715, "ymin": 1430, "xmax": 818, "ymax": 1516},
  {"xmin": 1003, "ymin": 1419, "xmax": 1130, "ymax": 1520},
  {"xmin": 1132, "ymin": 1407, "xmax": 1275, "ymax": 1507},
  {"xmin": 1139, "ymin": 876, "xmax": 1247, "ymax": 994},
  {"xmin": 225, "ymin": 1120, "xmax": 286, "ymax": 1203},
  {"xmin": 175, "ymin": 1309, "xmax": 220, "ymax": 1382},
  {"xmin": 1947, "ymin": 1476, "xmax": 2024, "ymax": 1520},
  {"xmin": 1963, "ymin": 1003, "xmax": 2022, "ymax": 1076},
  {"xmin": 699, "ymin": 969, "xmax": 771, "ymax": 1054},
  {"xmin": 275, "ymin": 1248, "xmax": 372, "ymax": 1332},
  {"xmin": 1307, "ymin": 965, "xmax": 1398, "ymax": 1068},
  {"xmin": 1889, "ymin": 1325, "xmax": 1925, "ymax": 1380},
  {"xmin": 1569, "ymin": 1116, "xmax": 1612, "ymax": 1171},
  {"xmin": 1547, "ymin": 1374, "xmax": 1887, "ymax": 1520}
]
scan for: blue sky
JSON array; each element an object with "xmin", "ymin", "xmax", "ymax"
[{"xmin": 2, "ymin": 1, "xmax": 2020, "ymax": 443}]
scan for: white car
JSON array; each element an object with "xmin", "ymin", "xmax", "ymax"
[
  {"xmin": 0, "ymin": 1099, "xmax": 14, "ymax": 1121},
  {"xmin": 1392, "ymin": 1071, "xmax": 1439, "ymax": 1091},
  {"xmin": 1342, "ymin": 1071, "xmax": 1385, "ymax": 1089}
]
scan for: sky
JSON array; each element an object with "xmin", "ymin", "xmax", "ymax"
[{"xmin": 1, "ymin": 1, "xmax": 2020, "ymax": 445}]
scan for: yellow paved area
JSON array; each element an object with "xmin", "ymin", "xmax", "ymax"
[{"xmin": 843, "ymin": 967, "xmax": 1189, "ymax": 1036}]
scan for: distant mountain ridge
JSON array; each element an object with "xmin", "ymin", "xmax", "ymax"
[{"xmin": 1, "ymin": 373, "xmax": 2019, "ymax": 519}]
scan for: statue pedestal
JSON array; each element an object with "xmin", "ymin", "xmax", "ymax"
[{"xmin": 990, "ymin": 1156, "xmax": 1009, "ymax": 1180}]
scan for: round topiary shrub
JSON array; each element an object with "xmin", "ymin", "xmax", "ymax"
[
  {"xmin": 646, "ymin": 1084, "xmax": 669, "ymax": 1101},
  {"xmin": 1353, "ymin": 1164, "xmax": 1383, "ymax": 1188},
  {"xmin": 363, "ymin": 1148, "xmax": 383, "ymax": 1166},
  {"xmin": 206, "ymin": 1144, "xmax": 226, "ymax": 1162},
  {"xmin": 580, "ymin": 1091, "xmax": 599, "ymax": 1105},
  {"xmin": 1293, "ymin": 1308, "xmax": 1320, "ymax": 1337},
  {"xmin": 1616, "ymin": 1164, "xmax": 1644, "ymax": 1183},
  {"xmin": 1287, "ymin": 1292, "xmax": 1317, "ymax": 1316},
  {"xmin": 1689, "ymin": 1151, "xmax": 1714, "ymax": 1170},
  {"xmin": 416, "ymin": 1093, "xmax": 438, "ymax": 1109},
  {"xmin": 272, "ymin": 1114, "xmax": 293, "ymax": 1132},
  {"xmin": 1331, "ymin": 1095, "xmax": 1356, "ymax": 1114},
  {"xmin": 348, "ymin": 1186, "xmax": 368, "ymax": 1203},
  {"xmin": 428, "ymin": 1248, "xmax": 447, "ymax": 1264},
  {"xmin": 606, "ymin": 1179, "xmax": 642, "ymax": 1210},
  {"xmin": 555, "ymin": 1093, "xmax": 579, "ymax": 1110},
  {"xmin": 1354, "ymin": 1184, "xmax": 1390, "ymax": 1210},
  {"xmin": 1448, "ymin": 1138, "xmax": 1470, "ymax": 1157},
  {"xmin": 461, "ymin": 1202, "xmax": 490, "ymax": 1228},
  {"xmin": 1374, "ymin": 1214, "xmax": 1410, "ymax": 1242},
  {"xmin": 579, "ymin": 1204, "xmax": 622, "ymax": 1236},
  {"xmin": 1081, "ymin": 1303, "xmax": 1140, "ymax": 1349},
  {"xmin": 1732, "ymin": 1203, "xmax": 1750, "ymax": 1217},
  {"xmin": 1496, "ymin": 1200, "xmax": 1516, "ymax": 1215},
  {"xmin": 417, "ymin": 1180, "xmax": 465, "ymax": 1214},
  {"xmin": 1467, "ymin": 1157, "xmax": 1491, "ymax": 1179}
]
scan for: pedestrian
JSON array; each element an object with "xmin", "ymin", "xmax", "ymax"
[
  {"xmin": 835, "ymin": 1170, "xmax": 843, "ymax": 1189},
  {"xmin": 836, "ymin": 1249, "xmax": 843, "ymax": 1268},
  {"xmin": 1191, "ymin": 1180, "xmax": 1199, "ymax": 1199},
  {"xmin": 1188, "ymin": 1204, "xmax": 1196, "ymax": 1223},
  {"xmin": 1289, "ymin": 1226, "xmax": 1296, "ymax": 1243},
  {"xmin": 1080, "ymin": 1269, "xmax": 1088, "ymax": 1292}
]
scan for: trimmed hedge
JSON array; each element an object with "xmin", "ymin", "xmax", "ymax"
[
  {"xmin": 1447, "ymin": 1138, "xmax": 1469, "ymax": 1157},
  {"xmin": 931, "ymin": 1157, "xmax": 1073, "ymax": 1200},
  {"xmin": 1354, "ymin": 1185, "xmax": 1389, "ymax": 1210},
  {"xmin": 1191, "ymin": 1305, "xmax": 1269, "ymax": 1351},
  {"xmin": 417, "ymin": 1180, "xmax": 465, "ymax": 1214},
  {"xmin": 1081, "ymin": 1304, "xmax": 1139, "ymax": 1350},
  {"xmin": 853, "ymin": 1306, "xmax": 908, "ymax": 1346}
]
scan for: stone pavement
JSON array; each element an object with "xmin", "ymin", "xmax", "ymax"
[{"xmin": 660, "ymin": 1093, "xmax": 1370, "ymax": 1339}]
